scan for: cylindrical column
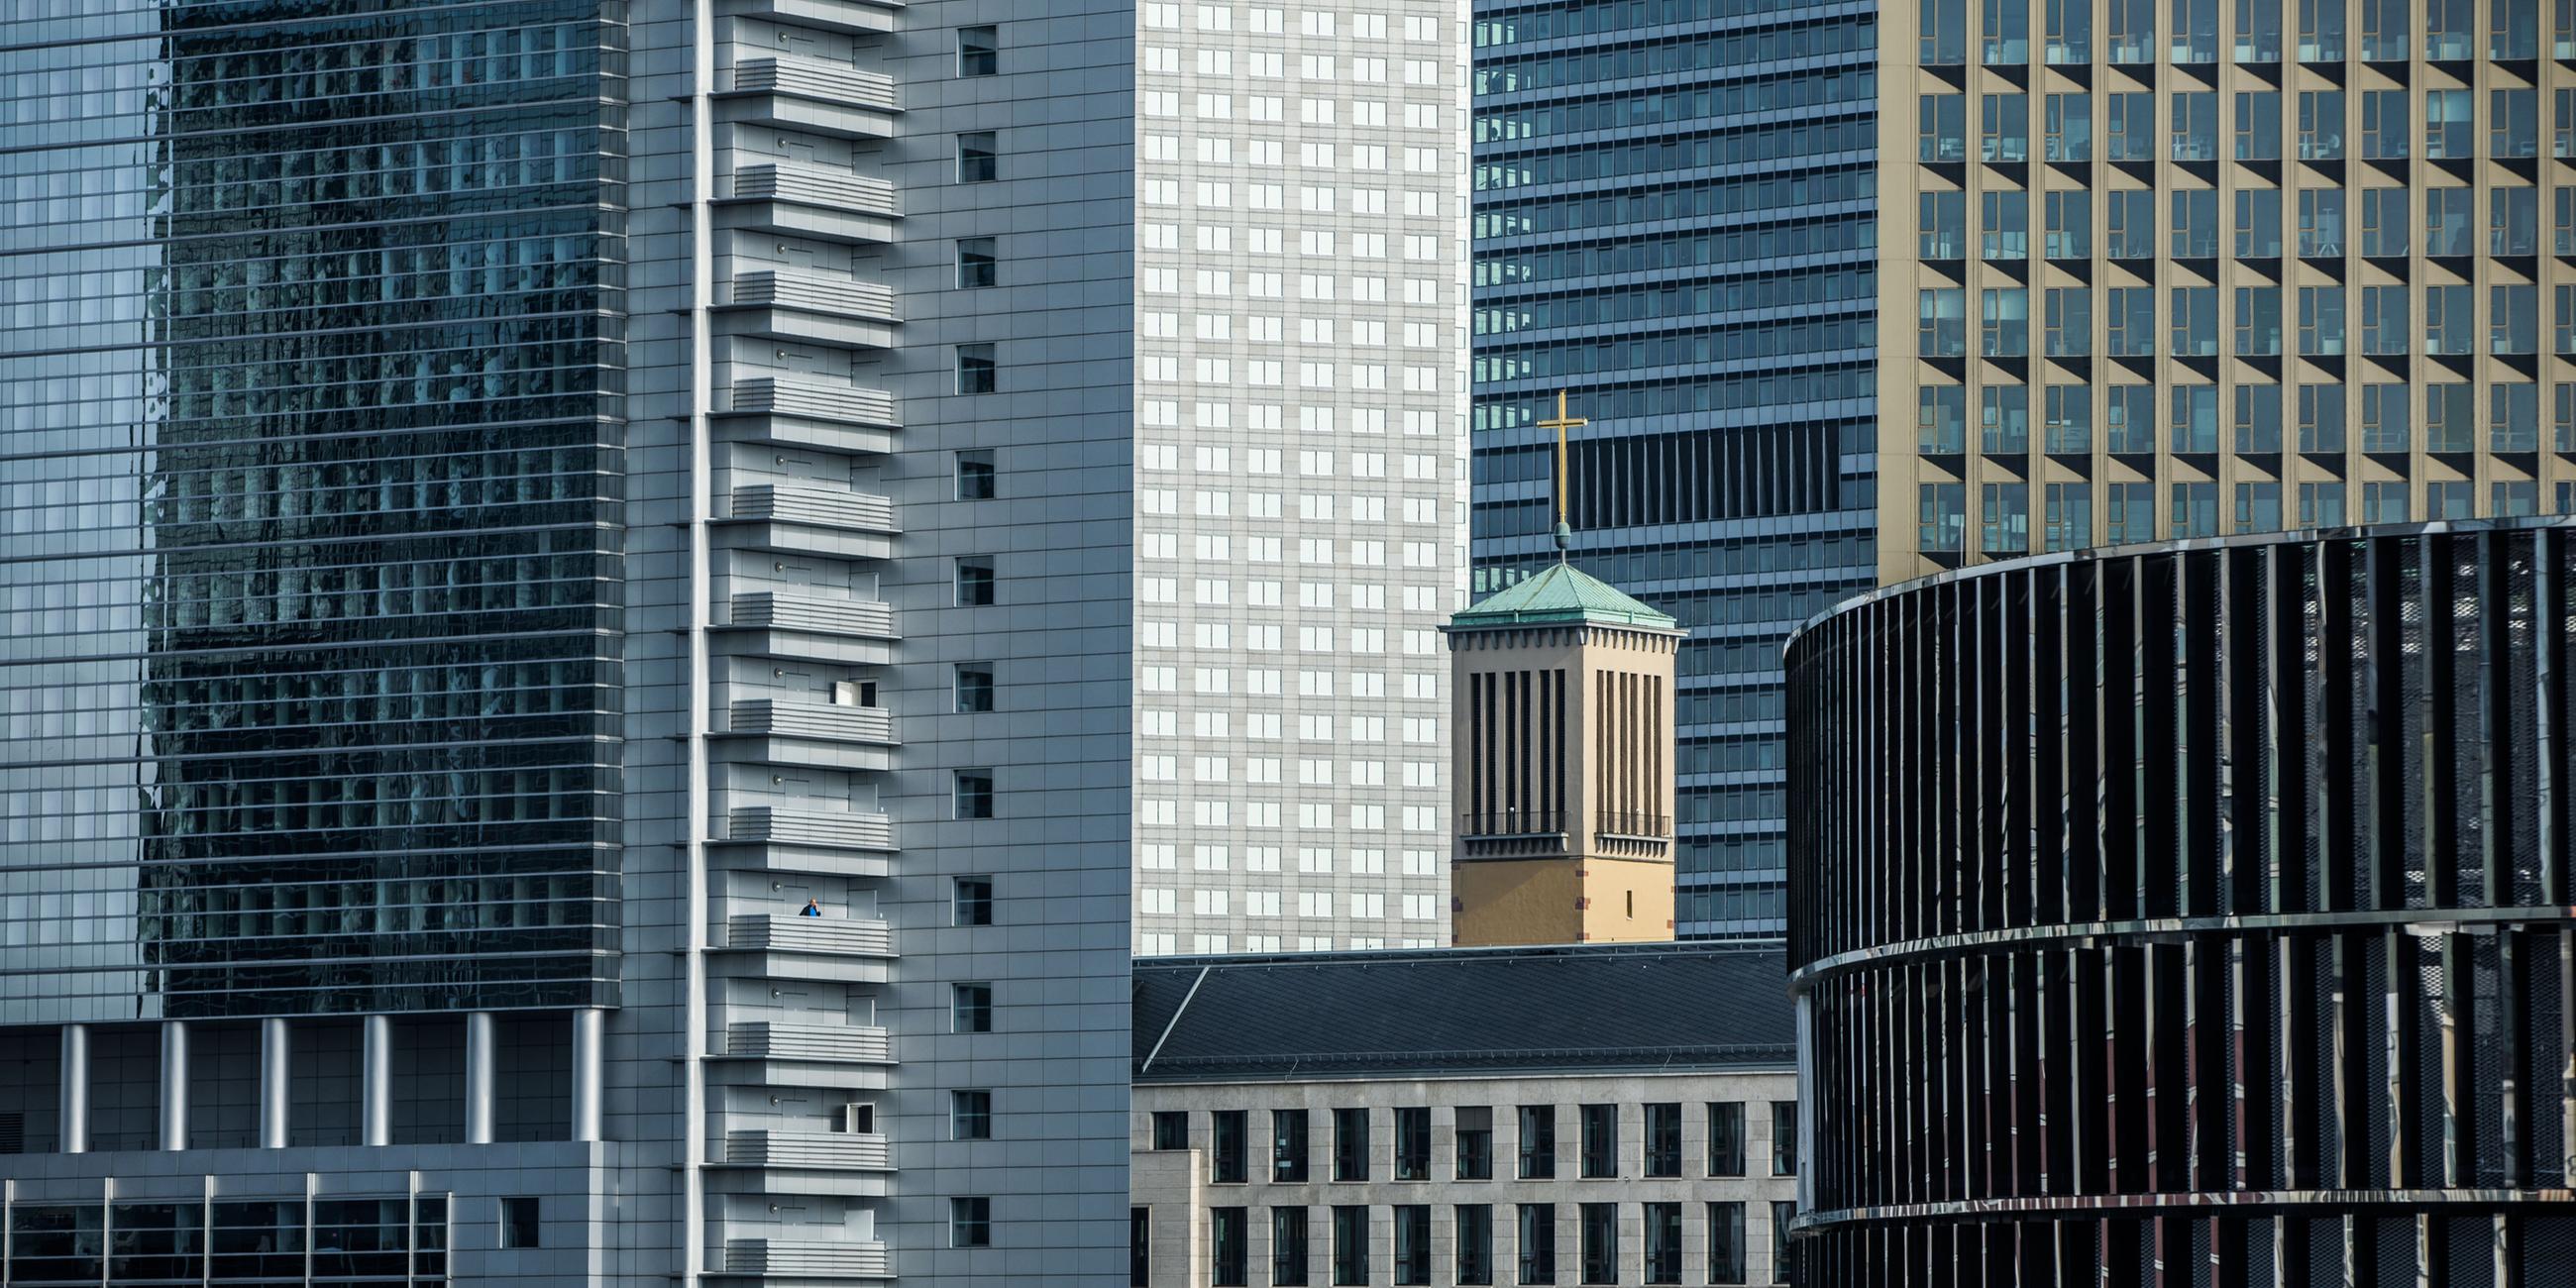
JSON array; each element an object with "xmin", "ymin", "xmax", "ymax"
[
  {"xmin": 570, "ymin": 1008, "xmax": 604, "ymax": 1143},
  {"xmin": 361, "ymin": 1015, "xmax": 394, "ymax": 1147},
  {"xmin": 58, "ymin": 1021, "xmax": 88, "ymax": 1154},
  {"xmin": 464, "ymin": 1011, "xmax": 495, "ymax": 1145},
  {"xmin": 159, "ymin": 1020, "xmax": 189, "ymax": 1150},
  {"xmin": 259, "ymin": 1018, "xmax": 291, "ymax": 1149}
]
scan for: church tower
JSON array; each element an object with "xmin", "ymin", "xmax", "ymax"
[{"xmin": 1444, "ymin": 563, "xmax": 1683, "ymax": 945}]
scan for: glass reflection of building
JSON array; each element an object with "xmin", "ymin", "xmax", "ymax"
[
  {"xmin": 122, "ymin": 2, "xmax": 630, "ymax": 1020},
  {"xmin": 1469, "ymin": 0, "xmax": 1879, "ymax": 937}
]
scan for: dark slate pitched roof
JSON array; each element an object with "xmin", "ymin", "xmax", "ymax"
[{"xmin": 1132, "ymin": 941, "xmax": 1793, "ymax": 1082}]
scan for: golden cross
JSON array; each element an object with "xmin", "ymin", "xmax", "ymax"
[{"xmin": 1535, "ymin": 389, "xmax": 1586, "ymax": 531}]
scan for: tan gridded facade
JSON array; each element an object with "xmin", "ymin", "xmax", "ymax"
[
  {"xmin": 1448, "ymin": 619, "xmax": 1679, "ymax": 945},
  {"xmin": 1878, "ymin": 0, "xmax": 2576, "ymax": 585}
]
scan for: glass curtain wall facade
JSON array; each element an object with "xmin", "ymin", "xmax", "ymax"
[
  {"xmin": 1470, "ymin": 0, "xmax": 1879, "ymax": 936},
  {"xmin": 1786, "ymin": 520, "xmax": 2576, "ymax": 1286},
  {"xmin": 1880, "ymin": 0, "xmax": 2576, "ymax": 585},
  {"xmin": 0, "ymin": 0, "xmax": 626, "ymax": 1029}
]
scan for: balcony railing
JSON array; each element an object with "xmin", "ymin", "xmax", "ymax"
[
  {"xmin": 723, "ymin": 1021, "xmax": 892, "ymax": 1063},
  {"xmin": 722, "ymin": 1239, "xmax": 892, "ymax": 1278},
  {"xmin": 1457, "ymin": 810, "xmax": 1564, "ymax": 837},
  {"xmin": 723, "ymin": 1129, "xmax": 893, "ymax": 1170},
  {"xmin": 1596, "ymin": 811, "xmax": 1671, "ymax": 838},
  {"xmin": 726, "ymin": 271, "xmax": 898, "ymax": 322},
  {"xmin": 727, "ymin": 913, "xmax": 894, "ymax": 957},
  {"xmin": 729, "ymin": 592, "xmax": 895, "ymax": 638},
  {"xmin": 728, "ymin": 698, "xmax": 894, "ymax": 744},
  {"xmin": 728, "ymin": 55, "xmax": 898, "ymax": 111},
  {"xmin": 726, "ymin": 806, "xmax": 894, "ymax": 851},
  {"xmin": 729, "ymin": 483, "xmax": 895, "ymax": 532},
  {"xmin": 727, "ymin": 378, "xmax": 897, "ymax": 428}
]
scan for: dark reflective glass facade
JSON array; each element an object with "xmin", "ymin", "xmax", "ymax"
[
  {"xmin": 1470, "ymin": 0, "xmax": 1878, "ymax": 936},
  {"xmin": 1786, "ymin": 519, "xmax": 2576, "ymax": 1285},
  {"xmin": 1, "ymin": 0, "xmax": 626, "ymax": 1021}
]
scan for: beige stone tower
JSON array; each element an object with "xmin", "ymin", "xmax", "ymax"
[{"xmin": 1443, "ymin": 561, "xmax": 1684, "ymax": 946}]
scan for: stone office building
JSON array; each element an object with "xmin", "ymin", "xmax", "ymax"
[{"xmin": 1129, "ymin": 943, "xmax": 1799, "ymax": 1288}]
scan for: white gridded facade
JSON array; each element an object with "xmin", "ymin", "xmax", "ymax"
[
  {"xmin": 1131, "ymin": 1, "xmax": 1472, "ymax": 956},
  {"xmin": 1878, "ymin": 0, "xmax": 2576, "ymax": 585}
]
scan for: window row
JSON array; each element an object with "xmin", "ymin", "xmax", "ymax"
[
  {"xmin": 1918, "ymin": 478, "xmax": 2556, "ymax": 555},
  {"xmin": 1920, "ymin": 0, "xmax": 2564, "ymax": 66},
  {"xmin": 1136, "ymin": 800, "xmax": 1451, "ymax": 831},
  {"xmin": 1142, "ymin": 4, "xmax": 1446, "ymax": 42},
  {"xmin": 1146, "ymin": 1103, "xmax": 1795, "ymax": 1184},
  {"xmin": 1918, "ymin": 184, "xmax": 2576, "ymax": 263},
  {"xmin": 1134, "ymin": 844, "xmax": 1443, "ymax": 876},
  {"xmin": 1137, "ymin": 933, "xmax": 1433, "ymax": 955},
  {"xmin": 1921, "ymin": 87, "xmax": 2567, "ymax": 163},
  {"xmin": 1189, "ymin": 1200, "xmax": 1792, "ymax": 1287},
  {"xmin": 1915, "ymin": 379, "xmax": 2576, "ymax": 456},
  {"xmin": 1137, "ymin": 889, "xmax": 1447, "ymax": 919},
  {"xmin": 1916, "ymin": 283, "xmax": 2576, "ymax": 359}
]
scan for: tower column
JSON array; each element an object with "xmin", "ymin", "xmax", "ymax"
[
  {"xmin": 464, "ymin": 1011, "xmax": 496, "ymax": 1145},
  {"xmin": 570, "ymin": 1008, "xmax": 604, "ymax": 1142},
  {"xmin": 362, "ymin": 1015, "xmax": 394, "ymax": 1147},
  {"xmin": 159, "ymin": 1020, "xmax": 189, "ymax": 1150},
  {"xmin": 58, "ymin": 1022, "xmax": 88, "ymax": 1154},
  {"xmin": 259, "ymin": 1017, "xmax": 290, "ymax": 1148}
]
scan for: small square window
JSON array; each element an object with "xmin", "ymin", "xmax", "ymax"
[
  {"xmin": 954, "ymin": 769, "xmax": 995, "ymax": 819},
  {"xmin": 956, "ymin": 449, "xmax": 997, "ymax": 498},
  {"xmin": 955, "ymin": 556, "xmax": 996, "ymax": 605},
  {"xmin": 953, "ymin": 875, "xmax": 995, "ymax": 925},
  {"xmin": 958, "ymin": 131, "xmax": 998, "ymax": 182},
  {"xmin": 1152, "ymin": 1110, "xmax": 1190, "ymax": 1150},
  {"xmin": 958, "ymin": 237, "xmax": 998, "ymax": 288},
  {"xmin": 499, "ymin": 1197, "xmax": 540, "ymax": 1249},
  {"xmin": 953, "ymin": 982, "xmax": 995, "ymax": 1032},
  {"xmin": 951, "ymin": 1196, "xmax": 993, "ymax": 1247},
  {"xmin": 958, "ymin": 25, "xmax": 998, "ymax": 76},
  {"xmin": 958, "ymin": 343, "xmax": 997, "ymax": 394},
  {"xmin": 952, "ymin": 1090, "xmax": 994, "ymax": 1139},
  {"xmin": 955, "ymin": 662, "xmax": 996, "ymax": 712}
]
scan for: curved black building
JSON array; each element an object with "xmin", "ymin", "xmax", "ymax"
[{"xmin": 1785, "ymin": 519, "xmax": 2576, "ymax": 1286}]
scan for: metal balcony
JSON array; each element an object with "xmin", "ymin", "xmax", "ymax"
[
  {"xmin": 727, "ymin": 805, "xmax": 893, "ymax": 850},
  {"xmin": 716, "ymin": 55, "xmax": 899, "ymax": 140},
  {"xmin": 723, "ymin": 1129, "xmax": 893, "ymax": 1170},
  {"xmin": 713, "ymin": 806, "xmax": 895, "ymax": 879},
  {"xmin": 716, "ymin": 912, "xmax": 895, "ymax": 983},
  {"xmin": 722, "ymin": 1021, "xmax": 893, "ymax": 1064},
  {"xmin": 713, "ymin": 483, "xmax": 896, "ymax": 561},
  {"xmin": 720, "ymin": 1239, "xmax": 892, "ymax": 1279},
  {"xmin": 1457, "ymin": 809, "xmax": 1570, "ymax": 861},
  {"xmin": 715, "ymin": 0, "xmax": 899, "ymax": 36},
  {"xmin": 728, "ymin": 698, "xmax": 892, "ymax": 740},
  {"xmin": 716, "ymin": 698, "xmax": 895, "ymax": 772},
  {"xmin": 714, "ymin": 271, "xmax": 899, "ymax": 351},
  {"xmin": 714, "ymin": 592, "xmax": 898, "ymax": 666},
  {"xmin": 718, "ymin": 162, "xmax": 899, "ymax": 246},
  {"xmin": 714, "ymin": 377, "xmax": 898, "ymax": 455},
  {"xmin": 1596, "ymin": 811, "xmax": 1671, "ymax": 839}
]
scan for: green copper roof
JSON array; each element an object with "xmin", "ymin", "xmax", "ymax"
[{"xmin": 1448, "ymin": 561, "xmax": 1679, "ymax": 631}]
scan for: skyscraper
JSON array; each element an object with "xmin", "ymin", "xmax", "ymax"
[
  {"xmin": 1879, "ymin": 0, "xmax": 2576, "ymax": 584},
  {"xmin": 0, "ymin": 0, "xmax": 1463, "ymax": 1281},
  {"xmin": 1468, "ymin": 0, "xmax": 1879, "ymax": 936},
  {"xmin": 1131, "ymin": 0, "xmax": 1469, "ymax": 957}
]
